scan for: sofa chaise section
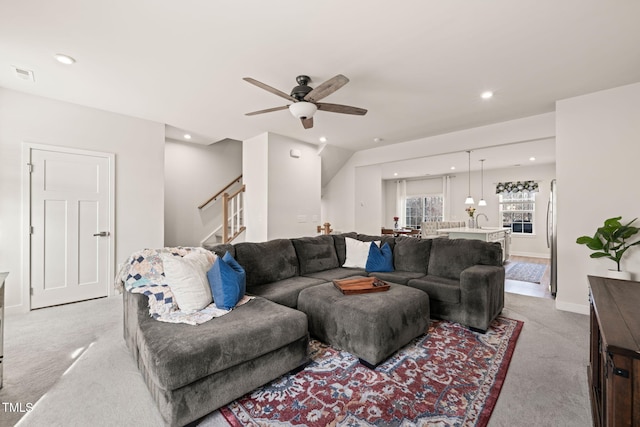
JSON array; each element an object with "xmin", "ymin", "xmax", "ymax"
[{"xmin": 124, "ymin": 291, "xmax": 309, "ymax": 426}]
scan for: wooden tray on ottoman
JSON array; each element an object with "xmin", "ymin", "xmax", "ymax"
[{"xmin": 332, "ymin": 277, "xmax": 390, "ymax": 295}]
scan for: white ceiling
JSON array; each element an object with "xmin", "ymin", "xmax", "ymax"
[
  {"xmin": 380, "ymin": 137, "xmax": 556, "ymax": 180},
  {"xmin": 1, "ymin": 0, "xmax": 639, "ymax": 155}
]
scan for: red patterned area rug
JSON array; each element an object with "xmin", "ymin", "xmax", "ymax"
[{"xmin": 221, "ymin": 317, "xmax": 523, "ymax": 427}]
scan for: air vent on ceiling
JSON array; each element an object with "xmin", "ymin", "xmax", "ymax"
[{"xmin": 12, "ymin": 66, "xmax": 35, "ymax": 82}]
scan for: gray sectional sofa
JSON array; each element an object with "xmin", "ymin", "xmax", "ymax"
[{"xmin": 123, "ymin": 232, "xmax": 504, "ymax": 426}]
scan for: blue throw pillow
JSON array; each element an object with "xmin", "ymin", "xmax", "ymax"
[
  {"xmin": 365, "ymin": 242, "xmax": 394, "ymax": 272},
  {"xmin": 207, "ymin": 252, "xmax": 246, "ymax": 310}
]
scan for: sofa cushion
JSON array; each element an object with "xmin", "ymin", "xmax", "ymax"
[
  {"xmin": 235, "ymin": 239, "xmax": 299, "ymax": 288},
  {"xmin": 135, "ymin": 296, "xmax": 308, "ymax": 391},
  {"xmin": 203, "ymin": 243, "xmax": 235, "ymax": 259},
  {"xmin": 368, "ymin": 271, "xmax": 425, "ymax": 285},
  {"xmin": 291, "ymin": 235, "xmax": 340, "ymax": 275},
  {"xmin": 332, "ymin": 232, "xmax": 358, "ymax": 266},
  {"xmin": 393, "ymin": 236, "xmax": 432, "ymax": 273},
  {"xmin": 408, "ymin": 275, "xmax": 461, "ymax": 304},
  {"xmin": 343, "ymin": 237, "xmax": 378, "ymax": 268},
  {"xmin": 427, "ymin": 238, "xmax": 502, "ymax": 280},
  {"xmin": 248, "ymin": 276, "xmax": 327, "ymax": 308},
  {"xmin": 161, "ymin": 252, "xmax": 214, "ymax": 313},
  {"xmin": 303, "ymin": 267, "xmax": 367, "ymax": 282},
  {"xmin": 366, "ymin": 242, "xmax": 394, "ymax": 272},
  {"xmin": 207, "ymin": 252, "xmax": 246, "ymax": 310},
  {"xmin": 357, "ymin": 234, "xmax": 396, "ymax": 252}
]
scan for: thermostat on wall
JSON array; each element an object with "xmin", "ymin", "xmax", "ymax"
[{"xmin": 290, "ymin": 149, "xmax": 301, "ymax": 158}]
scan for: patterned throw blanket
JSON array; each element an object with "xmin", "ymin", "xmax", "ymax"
[{"xmin": 115, "ymin": 247, "xmax": 251, "ymax": 325}]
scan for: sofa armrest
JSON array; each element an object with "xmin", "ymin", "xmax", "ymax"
[{"xmin": 459, "ymin": 265, "xmax": 505, "ymax": 332}]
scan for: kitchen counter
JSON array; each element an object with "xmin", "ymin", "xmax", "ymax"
[
  {"xmin": 437, "ymin": 227, "xmax": 510, "ymax": 234},
  {"xmin": 437, "ymin": 227, "xmax": 511, "ymax": 262}
]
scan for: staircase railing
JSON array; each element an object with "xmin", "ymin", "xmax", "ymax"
[
  {"xmin": 222, "ymin": 185, "xmax": 246, "ymax": 243},
  {"xmin": 198, "ymin": 174, "xmax": 242, "ymax": 210},
  {"xmin": 199, "ymin": 175, "xmax": 246, "ymax": 246}
]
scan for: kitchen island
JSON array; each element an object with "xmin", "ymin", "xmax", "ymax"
[{"xmin": 437, "ymin": 227, "xmax": 511, "ymax": 262}]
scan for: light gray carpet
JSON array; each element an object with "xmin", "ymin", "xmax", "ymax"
[{"xmin": 0, "ymin": 292, "xmax": 592, "ymax": 427}]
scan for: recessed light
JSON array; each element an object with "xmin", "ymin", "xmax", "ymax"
[
  {"xmin": 450, "ymin": 166, "xmax": 456, "ymax": 170},
  {"xmin": 393, "ymin": 172, "xmax": 398, "ymax": 176},
  {"xmin": 481, "ymin": 91, "xmax": 493, "ymax": 100},
  {"xmin": 319, "ymin": 136, "xmax": 327, "ymax": 143},
  {"xmin": 184, "ymin": 134, "xmax": 192, "ymax": 140},
  {"xmin": 529, "ymin": 156, "xmax": 536, "ymax": 161},
  {"xmin": 54, "ymin": 53, "xmax": 76, "ymax": 65}
]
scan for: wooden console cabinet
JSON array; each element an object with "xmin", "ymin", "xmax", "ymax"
[{"xmin": 588, "ymin": 275, "xmax": 640, "ymax": 427}]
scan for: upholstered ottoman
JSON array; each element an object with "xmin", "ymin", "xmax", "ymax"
[{"xmin": 297, "ymin": 280, "xmax": 430, "ymax": 368}]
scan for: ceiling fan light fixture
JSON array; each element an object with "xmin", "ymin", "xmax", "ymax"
[{"xmin": 289, "ymin": 102, "xmax": 317, "ymax": 119}]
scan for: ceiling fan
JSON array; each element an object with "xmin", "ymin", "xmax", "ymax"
[{"xmin": 243, "ymin": 74, "xmax": 367, "ymax": 129}]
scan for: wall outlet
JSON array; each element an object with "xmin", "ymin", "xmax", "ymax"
[{"xmin": 297, "ymin": 215, "xmax": 307, "ymax": 223}]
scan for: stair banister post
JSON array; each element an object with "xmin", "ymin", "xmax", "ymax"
[{"xmin": 223, "ymin": 192, "xmax": 230, "ymax": 243}]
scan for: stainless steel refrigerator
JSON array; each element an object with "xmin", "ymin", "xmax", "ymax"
[{"xmin": 546, "ymin": 179, "xmax": 557, "ymax": 297}]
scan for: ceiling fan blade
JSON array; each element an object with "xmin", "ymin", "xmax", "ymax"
[
  {"xmin": 245, "ymin": 105, "xmax": 290, "ymax": 116},
  {"xmin": 301, "ymin": 117, "xmax": 314, "ymax": 129},
  {"xmin": 304, "ymin": 74, "xmax": 349, "ymax": 103},
  {"xmin": 243, "ymin": 77, "xmax": 297, "ymax": 102},
  {"xmin": 317, "ymin": 102, "xmax": 367, "ymax": 116}
]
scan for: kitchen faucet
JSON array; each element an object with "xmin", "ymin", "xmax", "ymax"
[{"xmin": 476, "ymin": 213, "xmax": 489, "ymax": 226}]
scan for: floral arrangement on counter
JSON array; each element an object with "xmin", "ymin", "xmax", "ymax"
[{"xmin": 465, "ymin": 207, "xmax": 476, "ymax": 218}]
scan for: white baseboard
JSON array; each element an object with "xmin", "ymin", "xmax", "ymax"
[
  {"xmin": 555, "ymin": 300, "xmax": 590, "ymax": 315},
  {"xmin": 509, "ymin": 251, "xmax": 551, "ymax": 259}
]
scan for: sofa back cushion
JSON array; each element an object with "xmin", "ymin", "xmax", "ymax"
[
  {"xmin": 234, "ymin": 239, "xmax": 299, "ymax": 288},
  {"xmin": 291, "ymin": 235, "xmax": 340, "ymax": 275},
  {"xmin": 428, "ymin": 238, "xmax": 502, "ymax": 280},
  {"xmin": 357, "ymin": 234, "xmax": 396, "ymax": 252},
  {"xmin": 393, "ymin": 236, "xmax": 432, "ymax": 273},
  {"xmin": 203, "ymin": 243, "xmax": 236, "ymax": 259},
  {"xmin": 332, "ymin": 232, "xmax": 358, "ymax": 266}
]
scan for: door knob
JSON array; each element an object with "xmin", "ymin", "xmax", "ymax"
[{"xmin": 93, "ymin": 231, "xmax": 110, "ymax": 237}]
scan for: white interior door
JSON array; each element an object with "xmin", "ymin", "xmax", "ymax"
[{"xmin": 30, "ymin": 147, "xmax": 112, "ymax": 309}]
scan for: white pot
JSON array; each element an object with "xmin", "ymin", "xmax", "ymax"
[{"xmin": 607, "ymin": 269, "xmax": 631, "ymax": 280}]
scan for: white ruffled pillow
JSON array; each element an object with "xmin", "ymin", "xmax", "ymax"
[
  {"xmin": 343, "ymin": 237, "xmax": 380, "ymax": 268},
  {"xmin": 161, "ymin": 252, "xmax": 215, "ymax": 313}
]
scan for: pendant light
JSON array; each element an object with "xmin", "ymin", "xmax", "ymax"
[
  {"xmin": 464, "ymin": 150, "xmax": 475, "ymax": 205},
  {"xmin": 478, "ymin": 159, "xmax": 487, "ymax": 206}
]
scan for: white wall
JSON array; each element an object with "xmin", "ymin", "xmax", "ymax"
[
  {"xmin": 354, "ymin": 164, "xmax": 382, "ymax": 235},
  {"xmin": 323, "ymin": 113, "xmax": 556, "ymax": 233},
  {"xmin": 243, "ymin": 132, "xmax": 321, "ymax": 241},
  {"xmin": 0, "ymin": 88, "xmax": 165, "ymax": 310},
  {"xmin": 556, "ymin": 82, "xmax": 640, "ymax": 314},
  {"xmin": 381, "ymin": 163, "xmax": 556, "ymax": 257},
  {"xmin": 164, "ymin": 139, "xmax": 242, "ymax": 247},
  {"xmin": 482, "ymin": 163, "xmax": 556, "ymax": 258},
  {"xmin": 243, "ymin": 133, "xmax": 269, "ymax": 242}
]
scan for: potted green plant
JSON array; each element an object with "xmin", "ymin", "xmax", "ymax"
[{"xmin": 576, "ymin": 216, "xmax": 640, "ymax": 279}]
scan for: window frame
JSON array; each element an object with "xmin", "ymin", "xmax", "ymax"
[
  {"xmin": 498, "ymin": 191, "xmax": 536, "ymax": 235},
  {"xmin": 404, "ymin": 193, "xmax": 444, "ymax": 228}
]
